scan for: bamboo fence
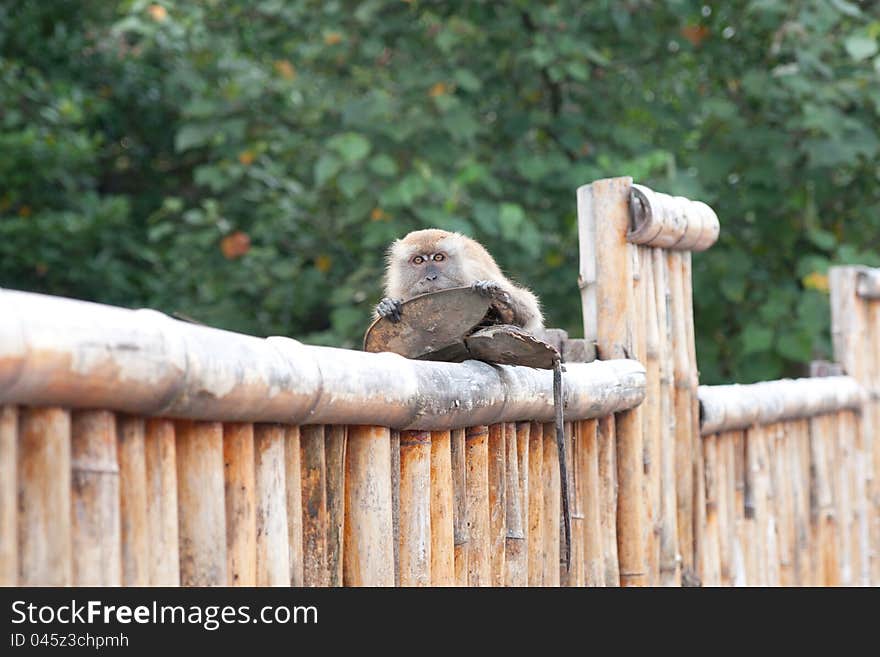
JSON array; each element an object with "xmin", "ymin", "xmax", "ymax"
[{"xmin": 1, "ymin": 183, "xmax": 878, "ymax": 587}]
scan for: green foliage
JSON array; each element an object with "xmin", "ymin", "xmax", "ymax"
[{"xmin": 2, "ymin": 0, "xmax": 880, "ymax": 382}]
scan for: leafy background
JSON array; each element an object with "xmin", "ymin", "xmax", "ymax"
[{"xmin": 2, "ymin": 0, "xmax": 880, "ymax": 383}]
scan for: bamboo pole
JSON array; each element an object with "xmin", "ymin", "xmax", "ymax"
[
  {"xmin": 514, "ymin": 422, "xmax": 530, "ymax": 586},
  {"xmin": 0, "ymin": 406, "xmax": 16, "ymax": 586},
  {"xmin": 451, "ymin": 427, "xmax": 468, "ymax": 586},
  {"xmin": 578, "ymin": 177, "xmax": 646, "ymax": 586},
  {"xmin": 731, "ymin": 431, "xmax": 746, "ymax": 586},
  {"xmin": 742, "ymin": 428, "xmax": 758, "ymax": 586},
  {"xmin": 254, "ymin": 423, "xmax": 290, "ymax": 586},
  {"xmin": 504, "ymin": 423, "xmax": 527, "ymax": 587},
  {"xmin": 775, "ymin": 424, "xmax": 796, "ymax": 586},
  {"xmin": 787, "ymin": 420, "xmax": 811, "ymax": 586},
  {"xmin": 810, "ymin": 414, "xmax": 838, "ymax": 585},
  {"xmin": 176, "ymin": 420, "xmax": 226, "ymax": 586},
  {"xmin": 285, "ymin": 425, "xmax": 304, "ymax": 586},
  {"xmin": 668, "ymin": 250, "xmax": 695, "ymax": 583},
  {"xmin": 70, "ymin": 410, "xmax": 121, "ymax": 586},
  {"xmin": 716, "ymin": 431, "xmax": 734, "ymax": 586},
  {"xmin": 431, "ymin": 430, "xmax": 455, "ymax": 586},
  {"xmin": 578, "ymin": 419, "xmax": 603, "ymax": 586},
  {"xmin": 764, "ymin": 425, "xmax": 781, "ymax": 587},
  {"xmin": 118, "ymin": 416, "xmax": 149, "ymax": 585},
  {"xmin": 702, "ymin": 434, "xmax": 721, "ymax": 586},
  {"xmin": 144, "ymin": 419, "xmax": 179, "ymax": 585},
  {"xmin": 325, "ymin": 424, "xmax": 346, "ymax": 587},
  {"xmin": 598, "ymin": 415, "xmax": 620, "ymax": 586},
  {"xmin": 223, "ymin": 422, "xmax": 256, "ymax": 586},
  {"xmin": 343, "ymin": 425, "xmax": 394, "ymax": 586},
  {"xmin": 527, "ymin": 421, "xmax": 544, "ymax": 586},
  {"xmin": 699, "ymin": 377, "xmax": 864, "ymax": 435},
  {"xmin": 18, "ymin": 407, "xmax": 72, "ymax": 585},
  {"xmin": 488, "ymin": 423, "xmax": 506, "ymax": 586},
  {"xmin": 865, "ymin": 296, "xmax": 880, "ymax": 586},
  {"xmin": 542, "ymin": 422, "xmax": 560, "ymax": 587},
  {"xmin": 0, "ymin": 289, "xmax": 645, "ymax": 429},
  {"xmin": 654, "ymin": 249, "xmax": 680, "ymax": 586},
  {"xmin": 641, "ymin": 247, "xmax": 661, "ymax": 585},
  {"xmin": 466, "ymin": 425, "xmax": 490, "ymax": 586},
  {"xmin": 627, "ymin": 184, "xmax": 720, "ymax": 251},
  {"xmin": 683, "ymin": 253, "xmax": 707, "ymax": 586},
  {"xmin": 568, "ymin": 422, "xmax": 585, "ymax": 587},
  {"xmin": 399, "ymin": 430, "xmax": 431, "ymax": 586},
  {"xmin": 391, "ymin": 429, "xmax": 400, "ymax": 586},
  {"xmin": 793, "ymin": 420, "xmax": 812, "ymax": 586},
  {"xmin": 300, "ymin": 425, "xmax": 328, "ymax": 587}
]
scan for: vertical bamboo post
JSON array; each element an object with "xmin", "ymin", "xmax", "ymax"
[
  {"xmin": 18, "ymin": 408, "xmax": 72, "ymax": 586},
  {"xmin": 145, "ymin": 418, "xmax": 179, "ymax": 585},
  {"xmin": 451, "ymin": 427, "xmax": 469, "ymax": 586},
  {"xmin": 391, "ymin": 429, "xmax": 401, "ymax": 586},
  {"xmin": 71, "ymin": 410, "xmax": 121, "ymax": 586},
  {"xmin": 515, "ymin": 422, "xmax": 530, "ymax": 585},
  {"xmin": 654, "ymin": 249, "xmax": 680, "ymax": 586},
  {"xmin": 794, "ymin": 420, "xmax": 812, "ymax": 586},
  {"xmin": 399, "ymin": 429, "xmax": 431, "ymax": 586},
  {"xmin": 285, "ymin": 425, "xmax": 304, "ymax": 586},
  {"xmin": 598, "ymin": 415, "xmax": 620, "ymax": 586},
  {"xmin": 487, "ymin": 423, "xmax": 506, "ymax": 586},
  {"xmin": 578, "ymin": 419, "xmax": 603, "ymax": 586},
  {"xmin": 176, "ymin": 420, "xmax": 226, "ymax": 586},
  {"xmin": 527, "ymin": 421, "xmax": 544, "ymax": 585},
  {"xmin": 0, "ymin": 406, "xmax": 16, "ymax": 586},
  {"xmin": 118, "ymin": 416, "xmax": 149, "ymax": 585},
  {"xmin": 683, "ymin": 253, "xmax": 707, "ymax": 584},
  {"xmin": 775, "ymin": 425, "xmax": 796, "ymax": 586},
  {"xmin": 810, "ymin": 414, "xmax": 839, "ymax": 585},
  {"xmin": 343, "ymin": 425, "xmax": 394, "ymax": 587},
  {"xmin": 668, "ymin": 251, "xmax": 695, "ymax": 584},
  {"xmin": 300, "ymin": 425, "xmax": 328, "ymax": 587},
  {"xmin": 568, "ymin": 422, "xmax": 585, "ymax": 587},
  {"xmin": 742, "ymin": 429, "xmax": 758, "ymax": 586},
  {"xmin": 764, "ymin": 425, "xmax": 781, "ymax": 587},
  {"xmin": 702, "ymin": 434, "xmax": 721, "ymax": 586},
  {"xmin": 431, "ymin": 429, "xmax": 455, "ymax": 586},
  {"xmin": 542, "ymin": 422, "xmax": 561, "ymax": 586},
  {"xmin": 325, "ymin": 425, "xmax": 346, "ymax": 587},
  {"xmin": 732, "ymin": 431, "xmax": 747, "ymax": 586},
  {"xmin": 254, "ymin": 423, "xmax": 290, "ymax": 586},
  {"xmin": 642, "ymin": 247, "xmax": 662, "ymax": 585},
  {"xmin": 504, "ymin": 423, "xmax": 527, "ymax": 586},
  {"xmin": 716, "ymin": 431, "xmax": 734, "ymax": 586},
  {"xmin": 223, "ymin": 422, "xmax": 256, "ymax": 586},
  {"xmin": 578, "ymin": 177, "xmax": 646, "ymax": 587},
  {"xmin": 466, "ymin": 425, "xmax": 490, "ymax": 586},
  {"xmin": 865, "ymin": 294, "xmax": 880, "ymax": 586},
  {"xmin": 830, "ymin": 267, "xmax": 873, "ymax": 585}
]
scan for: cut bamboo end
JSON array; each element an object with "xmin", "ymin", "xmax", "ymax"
[
  {"xmin": 855, "ymin": 267, "xmax": 880, "ymax": 299},
  {"xmin": 699, "ymin": 377, "xmax": 865, "ymax": 436},
  {"xmin": 628, "ymin": 184, "xmax": 720, "ymax": 251}
]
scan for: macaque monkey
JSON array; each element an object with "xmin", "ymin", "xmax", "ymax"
[{"xmin": 375, "ymin": 228, "xmax": 544, "ymax": 333}]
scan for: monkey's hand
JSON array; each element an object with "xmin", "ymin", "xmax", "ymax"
[
  {"xmin": 376, "ymin": 297, "xmax": 403, "ymax": 323},
  {"xmin": 472, "ymin": 280, "xmax": 511, "ymax": 304}
]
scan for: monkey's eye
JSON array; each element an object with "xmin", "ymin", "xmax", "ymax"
[
  {"xmin": 432, "ymin": 253, "xmax": 445, "ymax": 262},
  {"xmin": 411, "ymin": 255, "xmax": 425, "ymax": 265}
]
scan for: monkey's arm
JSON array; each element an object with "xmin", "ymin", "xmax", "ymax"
[{"xmin": 471, "ymin": 280, "xmax": 544, "ymax": 333}]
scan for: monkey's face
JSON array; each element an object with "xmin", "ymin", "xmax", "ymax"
[{"xmin": 405, "ymin": 250, "xmax": 461, "ymax": 294}]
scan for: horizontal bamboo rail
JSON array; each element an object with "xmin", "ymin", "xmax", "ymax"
[
  {"xmin": 698, "ymin": 377, "xmax": 865, "ymax": 436},
  {"xmin": 0, "ymin": 290, "xmax": 645, "ymax": 429}
]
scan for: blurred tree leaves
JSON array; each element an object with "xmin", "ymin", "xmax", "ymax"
[{"xmin": 2, "ymin": 0, "xmax": 880, "ymax": 383}]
